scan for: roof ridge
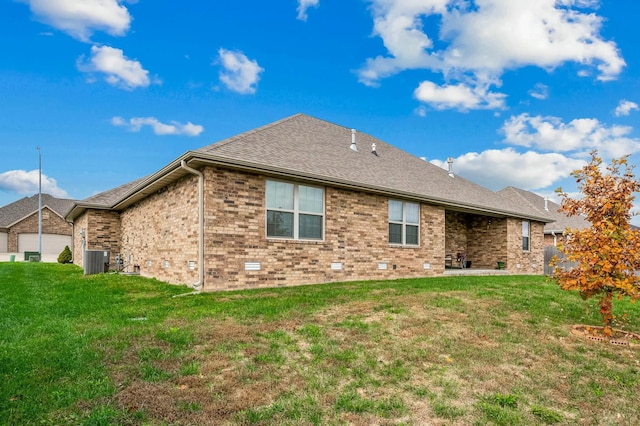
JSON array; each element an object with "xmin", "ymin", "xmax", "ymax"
[
  {"xmin": 67, "ymin": 114, "xmax": 553, "ymax": 222},
  {"xmin": 0, "ymin": 194, "xmax": 76, "ymax": 226}
]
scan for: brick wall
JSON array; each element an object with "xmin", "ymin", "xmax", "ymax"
[
  {"xmin": 467, "ymin": 216, "xmax": 509, "ymax": 269},
  {"xmin": 199, "ymin": 167, "xmax": 446, "ymax": 291},
  {"xmin": 442, "ymin": 211, "xmax": 544, "ymax": 272},
  {"xmin": 506, "ymin": 218, "xmax": 545, "ymax": 274},
  {"xmin": 7, "ymin": 207, "xmax": 71, "ymax": 252},
  {"xmin": 72, "ymin": 212, "xmax": 88, "ymax": 265},
  {"xmin": 72, "ymin": 209, "xmax": 121, "ymax": 267},
  {"xmin": 445, "ymin": 212, "xmax": 509, "ymax": 269},
  {"xmin": 72, "ymin": 165, "xmax": 545, "ymax": 289},
  {"xmin": 445, "ymin": 212, "xmax": 468, "ymax": 260},
  {"xmin": 120, "ymin": 174, "xmax": 200, "ymax": 285}
]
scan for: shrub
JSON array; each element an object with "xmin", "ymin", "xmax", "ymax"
[{"xmin": 58, "ymin": 245, "xmax": 72, "ymax": 264}]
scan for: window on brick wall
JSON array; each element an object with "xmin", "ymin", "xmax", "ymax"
[
  {"xmin": 522, "ymin": 220, "xmax": 530, "ymax": 251},
  {"xmin": 388, "ymin": 200, "xmax": 419, "ymax": 246},
  {"xmin": 266, "ymin": 180, "xmax": 324, "ymax": 240}
]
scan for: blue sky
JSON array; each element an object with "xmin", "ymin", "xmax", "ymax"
[{"xmin": 2, "ymin": 0, "xmax": 640, "ymax": 218}]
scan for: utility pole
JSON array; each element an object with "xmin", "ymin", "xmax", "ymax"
[{"xmin": 37, "ymin": 146, "xmax": 42, "ymax": 260}]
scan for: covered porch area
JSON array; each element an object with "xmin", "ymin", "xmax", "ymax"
[{"xmin": 444, "ymin": 210, "xmax": 508, "ymax": 272}]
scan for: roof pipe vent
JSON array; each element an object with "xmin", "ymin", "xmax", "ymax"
[
  {"xmin": 544, "ymin": 197, "xmax": 549, "ymax": 212},
  {"xmin": 350, "ymin": 129, "xmax": 358, "ymax": 152},
  {"xmin": 447, "ymin": 157, "xmax": 454, "ymax": 177}
]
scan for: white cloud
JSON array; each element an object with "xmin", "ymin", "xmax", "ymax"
[
  {"xmin": 431, "ymin": 148, "xmax": 585, "ymax": 191},
  {"xmin": 217, "ymin": 48, "xmax": 264, "ymax": 94},
  {"xmin": 0, "ymin": 169, "xmax": 69, "ymax": 197},
  {"xmin": 78, "ymin": 45, "xmax": 154, "ymax": 90},
  {"xmin": 430, "ymin": 109, "xmax": 640, "ymax": 194},
  {"xmin": 529, "ymin": 83, "xmax": 549, "ymax": 100},
  {"xmin": 111, "ymin": 116, "xmax": 126, "ymax": 126},
  {"xmin": 297, "ymin": 0, "xmax": 319, "ymax": 21},
  {"xmin": 414, "ymin": 105, "xmax": 427, "ymax": 117},
  {"xmin": 359, "ymin": 0, "xmax": 625, "ymax": 109},
  {"xmin": 615, "ymin": 100, "xmax": 639, "ymax": 117},
  {"xmin": 502, "ymin": 113, "xmax": 640, "ymax": 158},
  {"xmin": 414, "ymin": 80, "xmax": 506, "ymax": 110},
  {"xmin": 111, "ymin": 116, "xmax": 204, "ymax": 136},
  {"xmin": 20, "ymin": 0, "xmax": 131, "ymax": 42}
]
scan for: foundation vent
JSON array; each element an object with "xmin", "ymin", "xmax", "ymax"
[{"xmin": 245, "ymin": 262, "xmax": 261, "ymax": 271}]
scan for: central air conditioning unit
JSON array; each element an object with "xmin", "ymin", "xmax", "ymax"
[{"xmin": 84, "ymin": 250, "xmax": 110, "ymax": 275}]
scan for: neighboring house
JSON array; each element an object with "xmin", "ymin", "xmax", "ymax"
[
  {"xmin": 497, "ymin": 187, "xmax": 590, "ymax": 246},
  {"xmin": 0, "ymin": 194, "xmax": 75, "ymax": 256},
  {"xmin": 66, "ymin": 114, "xmax": 552, "ymax": 291}
]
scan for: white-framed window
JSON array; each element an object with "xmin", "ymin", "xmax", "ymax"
[
  {"xmin": 266, "ymin": 180, "xmax": 324, "ymax": 240},
  {"xmin": 522, "ymin": 220, "xmax": 530, "ymax": 251},
  {"xmin": 388, "ymin": 200, "xmax": 419, "ymax": 246}
]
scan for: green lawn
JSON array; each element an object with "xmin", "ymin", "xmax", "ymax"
[{"xmin": 2, "ymin": 263, "xmax": 640, "ymax": 425}]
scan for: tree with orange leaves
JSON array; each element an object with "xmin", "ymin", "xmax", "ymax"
[{"xmin": 553, "ymin": 151, "xmax": 640, "ymax": 333}]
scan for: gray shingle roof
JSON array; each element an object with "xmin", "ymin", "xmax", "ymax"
[
  {"xmin": 82, "ymin": 177, "xmax": 148, "ymax": 207},
  {"xmin": 0, "ymin": 194, "xmax": 76, "ymax": 227},
  {"xmin": 497, "ymin": 186, "xmax": 590, "ymax": 233},
  {"xmin": 197, "ymin": 114, "xmax": 550, "ymax": 220},
  {"xmin": 67, "ymin": 113, "xmax": 553, "ymax": 222}
]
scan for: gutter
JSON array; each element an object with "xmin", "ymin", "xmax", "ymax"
[
  {"xmin": 190, "ymin": 152, "xmax": 554, "ymax": 223},
  {"xmin": 180, "ymin": 160, "xmax": 204, "ymax": 292},
  {"xmin": 93, "ymin": 149, "xmax": 552, "ymax": 224}
]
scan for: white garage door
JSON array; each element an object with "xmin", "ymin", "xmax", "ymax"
[
  {"xmin": 18, "ymin": 233, "xmax": 72, "ymax": 254},
  {"xmin": 0, "ymin": 233, "xmax": 7, "ymax": 252}
]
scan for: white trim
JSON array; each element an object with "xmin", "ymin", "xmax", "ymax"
[
  {"xmin": 266, "ymin": 180, "xmax": 325, "ymax": 241},
  {"xmin": 388, "ymin": 199, "xmax": 420, "ymax": 246},
  {"xmin": 522, "ymin": 220, "xmax": 531, "ymax": 252}
]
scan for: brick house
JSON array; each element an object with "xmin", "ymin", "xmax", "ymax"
[
  {"xmin": 0, "ymin": 194, "xmax": 75, "ymax": 257},
  {"xmin": 66, "ymin": 114, "xmax": 551, "ymax": 291},
  {"xmin": 498, "ymin": 187, "xmax": 590, "ymax": 247}
]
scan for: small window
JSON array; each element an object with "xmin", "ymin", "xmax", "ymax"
[
  {"xmin": 389, "ymin": 200, "xmax": 420, "ymax": 246},
  {"xmin": 266, "ymin": 180, "xmax": 324, "ymax": 240},
  {"xmin": 522, "ymin": 220, "xmax": 530, "ymax": 251}
]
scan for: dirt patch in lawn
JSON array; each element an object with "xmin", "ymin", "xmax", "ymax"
[
  {"xmin": 96, "ymin": 290, "xmax": 640, "ymax": 425},
  {"xmin": 113, "ymin": 319, "xmax": 303, "ymax": 424}
]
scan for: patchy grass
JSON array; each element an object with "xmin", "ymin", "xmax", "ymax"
[{"xmin": 2, "ymin": 262, "xmax": 640, "ymax": 425}]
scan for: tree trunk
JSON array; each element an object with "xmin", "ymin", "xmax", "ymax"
[{"xmin": 599, "ymin": 291, "xmax": 614, "ymax": 331}]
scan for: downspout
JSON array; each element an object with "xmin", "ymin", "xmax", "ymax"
[
  {"xmin": 551, "ymin": 231, "xmax": 557, "ymax": 247},
  {"xmin": 180, "ymin": 160, "xmax": 204, "ymax": 291}
]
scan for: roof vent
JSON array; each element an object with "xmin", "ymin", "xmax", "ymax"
[
  {"xmin": 544, "ymin": 197, "xmax": 549, "ymax": 212},
  {"xmin": 371, "ymin": 143, "xmax": 378, "ymax": 156},
  {"xmin": 350, "ymin": 129, "xmax": 358, "ymax": 152},
  {"xmin": 447, "ymin": 157, "xmax": 454, "ymax": 177}
]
